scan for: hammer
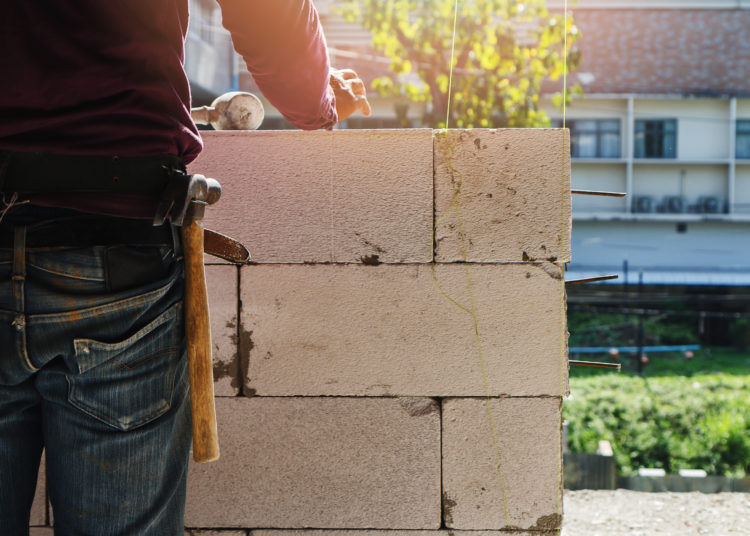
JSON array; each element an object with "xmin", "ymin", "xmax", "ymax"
[
  {"xmin": 191, "ymin": 91, "xmax": 264, "ymax": 130},
  {"xmin": 154, "ymin": 173, "xmax": 223, "ymax": 462},
  {"xmin": 182, "ymin": 176, "xmax": 222, "ymax": 462}
]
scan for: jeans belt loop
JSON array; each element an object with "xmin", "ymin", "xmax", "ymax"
[{"xmin": 12, "ymin": 226, "xmax": 27, "ymax": 315}]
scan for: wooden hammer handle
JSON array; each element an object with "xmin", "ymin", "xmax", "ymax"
[{"xmin": 182, "ymin": 215, "xmax": 220, "ymax": 463}]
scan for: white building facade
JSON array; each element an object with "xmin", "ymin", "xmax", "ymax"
[
  {"xmin": 546, "ymin": 0, "xmax": 750, "ymax": 286},
  {"xmin": 555, "ymin": 95, "xmax": 750, "ymax": 286}
]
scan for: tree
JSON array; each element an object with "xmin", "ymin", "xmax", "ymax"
[{"xmin": 337, "ymin": 0, "xmax": 581, "ymax": 128}]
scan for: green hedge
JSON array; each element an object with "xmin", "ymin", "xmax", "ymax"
[{"xmin": 564, "ymin": 374, "xmax": 750, "ymax": 477}]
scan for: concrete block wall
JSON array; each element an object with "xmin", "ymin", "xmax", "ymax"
[{"xmin": 31, "ymin": 129, "xmax": 571, "ymax": 535}]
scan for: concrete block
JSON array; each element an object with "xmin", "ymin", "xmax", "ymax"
[
  {"xmin": 190, "ymin": 130, "xmax": 433, "ymax": 263},
  {"xmin": 185, "ymin": 397, "xmax": 441, "ymax": 529},
  {"xmin": 442, "ymin": 398, "xmax": 563, "ymax": 531},
  {"xmin": 435, "ymin": 129, "xmax": 571, "ymax": 264},
  {"xmin": 207, "ymin": 264, "xmax": 240, "ymax": 396},
  {"xmin": 243, "ymin": 264, "xmax": 568, "ymax": 397},
  {"xmin": 29, "ymin": 454, "xmax": 46, "ymax": 526}
]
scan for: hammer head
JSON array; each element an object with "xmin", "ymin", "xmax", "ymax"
[
  {"xmin": 211, "ymin": 92, "xmax": 264, "ymax": 130},
  {"xmin": 153, "ymin": 172, "xmax": 222, "ymax": 226},
  {"xmin": 186, "ymin": 175, "xmax": 221, "ymax": 206}
]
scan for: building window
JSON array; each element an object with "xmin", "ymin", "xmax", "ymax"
[
  {"xmin": 635, "ymin": 119, "xmax": 677, "ymax": 158},
  {"xmin": 552, "ymin": 119, "xmax": 621, "ymax": 158},
  {"xmin": 737, "ymin": 120, "xmax": 750, "ymax": 159}
]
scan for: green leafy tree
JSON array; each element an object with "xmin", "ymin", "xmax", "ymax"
[{"xmin": 337, "ymin": 0, "xmax": 581, "ymax": 128}]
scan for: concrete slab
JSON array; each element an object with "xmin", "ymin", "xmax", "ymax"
[
  {"xmin": 442, "ymin": 397, "xmax": 563, "ymax": 531},
  {"xmin": 185, "ymin": 397, "xmax": 441, "ymax": 529},
  {"xmin": 191, "ymin": 130, "xmax": 433, "ymax": 264},
  {"xmin": 242, "ymin": 264, "xmax": 568, "ymax": 397},
  {"xmin": 435, "ymin": 129, "xmax": 571, "ymax": 264}
]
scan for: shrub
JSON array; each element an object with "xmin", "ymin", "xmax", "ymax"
[{"xmin": 564, "ymin": 374, "xmax": 750, "ymax": 477}]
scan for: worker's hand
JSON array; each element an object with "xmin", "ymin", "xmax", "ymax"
[{"xmin": 329, "ymin": 68, "xmax": 371, "ymax": 123}]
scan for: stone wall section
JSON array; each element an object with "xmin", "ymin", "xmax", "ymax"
[{"xmin": 31, "ymin": 129, "xmax": 570, "ymax": 534}]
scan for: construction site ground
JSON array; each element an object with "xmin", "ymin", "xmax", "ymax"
[{"xmin": 562, "ymin": 489, "xmax": 750, "ymax": 536}]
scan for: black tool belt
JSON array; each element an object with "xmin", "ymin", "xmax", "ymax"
[
  {"xmin": 0, "ymin": 215, "xmax": 175, "ymax": 249},
  {"xmin": 0, "ymin": 151, "xmax": 184, "ymax": 195},
  {"xmin": 0, "ymin": 151, "xmax": 248, "ymax": 263}
]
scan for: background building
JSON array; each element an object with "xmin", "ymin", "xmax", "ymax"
[
  {"xmin": 185, "ymin": 0, "xmax": 237, "ymax": 105},
  {"xmin": 544, "ymin": 0, "xmax": 750, "ymax": 291},
  {"xmin": 543, "ymin": 1, "xmax": 750, "ymax": 344}
]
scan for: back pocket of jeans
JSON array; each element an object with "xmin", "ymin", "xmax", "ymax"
[{"xmin": 67, "ymin": 301, "xmax": 185, "ymax": 431}]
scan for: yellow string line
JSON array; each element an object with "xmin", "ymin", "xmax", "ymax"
[
  {"xmin": 431, "ymin": 152, "xmax": 471, "ymax": 314},
  {"xmin": 445, "ymin": 0, "xmax": 460, "ymax": 129},
  {"xmin": 432, "ymin": 0, "xmax": 511, "ymax": 525},
  {"xmin": 556, "ymin": 0, "xmax": 570, "ymax": 522}
]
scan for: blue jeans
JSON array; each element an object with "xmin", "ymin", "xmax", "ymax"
[{"xmin": 0, "ymin": 211, "xmax": 191, "ymax": 535}]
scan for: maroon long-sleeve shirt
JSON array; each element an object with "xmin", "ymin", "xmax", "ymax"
[{"xmin": 0, "ymin": 0, "xmax": 336, "ymax": 217}]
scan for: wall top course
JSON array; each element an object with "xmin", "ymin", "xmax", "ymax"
[{"xmin": 191, "ymin": 128, "xmax": 570, "ymax": 265}]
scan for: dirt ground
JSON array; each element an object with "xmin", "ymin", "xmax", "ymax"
[{"xmin": 562, "ymin": 489, "xmax": 750, "ymax": 536}]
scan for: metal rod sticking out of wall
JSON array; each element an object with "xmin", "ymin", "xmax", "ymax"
[
  {"xmin": 566, "ymin": 275, "xmax": 619, "ymax": 285},
  {"xmin": 571, "ymin": 189, "xmax": 627, "ymax": 197},
  {"xmin": 569, "ymin": 360, "xmax": 621, "ymax": 371}
]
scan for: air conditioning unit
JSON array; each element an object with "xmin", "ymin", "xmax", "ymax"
[
  {"xmin": 663, "ymin": 196, "xmax": 684, "ymax": 214},
  {"xmin": 633, "ymin": 196, "xmax": 653, "ymax": 213},
  {"xmin": 698, "ymin": 196, "xmax": 721, "ymax": 214}
]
